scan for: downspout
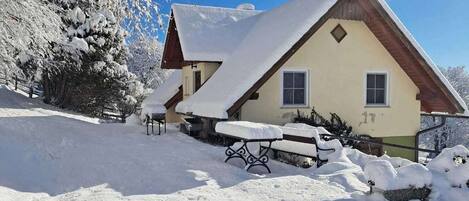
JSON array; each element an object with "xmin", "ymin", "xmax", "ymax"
[{"xmin": 415, "ymin": 116, "xmax": 446, "ymax": 161}]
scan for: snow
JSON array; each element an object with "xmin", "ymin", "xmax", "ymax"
[
  {"xmin": 125, "ymin": 114, "xmax": 141, "ymax": 126},
  {"xmin": 142, "ymin": 70, "xmax": 181, "ymax": 106},
  {"xmin": 141, "ymin": 70, "xmax": 181, "ymax": 117},
  {"xmin": 270, "ymin": 123, "xmax": 343, "ymax": 161},
  {"xmin": 67, "ymin": 7, "xmax": 86, "ymax": 25},
  {"xmin": 0, "ymin": 85, "xmax": 357, "ymax": 200},
  {"xmin": 215, "ymin": 121, "xmax": 283, "ymax": 140},
  {"xmin": 1, "ymin": 85, "xmax": 468, "ymax": 200},
  {"xmin": 141, "ymin": 104, "xmax": 167, "ymax": 116},
  {"xmin": 427, "ymin": 145, "xmax": 469, "ymax": 188},
  {"xmin": 264, "ymin": 126, "xmax": 319, "ymax": 156},
  {"xmin": 427, "ymin": 145, "xmax": 468, "ymax": 173},
  {"xmin": 364, "ymin": 160, "xmax": 431, "ymax": 190},
  {"xmin": 236, "ymin": 3, "xmax": 256, "ymax": 11},
  {"xmin": 69, "ymin": 37, "xmax": 89, "ymax": 52},
  {"xmin": 171, "ymin": 4, "xmax": 261, "ymax": 62},
  {"xmin": 0, "ymin": 0, "xmax": 62, "ymax": 73},
  {"xmin": 176, "ymin": 0, "xmax": 338, "ymax": 118},
  {"xmin": 378, "ymin": 0, "xmax": 468, "ymax": 115}
]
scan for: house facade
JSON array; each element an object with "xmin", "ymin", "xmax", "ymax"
[{"xmin": 160, "ymin": 0, "xmax": 468, "ymax": 161}]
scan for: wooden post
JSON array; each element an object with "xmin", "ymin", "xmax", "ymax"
[
  {"xmin": 29, "ymin": 85, "xmax": 33, "ymax": 98},
  {"xmin": 4, "ymin": 70, "xmax": 8, "ymax": 86},
  {"xmin": 121, "ymin": 113, "xmax": 126, "ymax": 123},
  {"xmin": 14, "ymin": 75, "xmax": 18, "ymax": 90}
]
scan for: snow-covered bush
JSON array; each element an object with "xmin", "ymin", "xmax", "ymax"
[
  {"xmin": 427, "ymin": 145, "xmax": 469, "ymax": 188},
  {"xmin": 364, "ymin": 160, "xmax": 432, "ymax": 190}
]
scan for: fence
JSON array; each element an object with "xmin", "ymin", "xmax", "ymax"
[
  {"xmin": 101, "ymin": 106, "xmax": 128, "ymax": 123},
  {"xmin": 0, "ymin": 72, "xmax": 43, "ymax": 98},
  {"xmin": 0, "ymin": 71, "xmax": 127, "ymax": 122}
]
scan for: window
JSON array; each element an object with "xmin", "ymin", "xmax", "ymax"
[
  {"xmin": 193, "ymin": 71, "xmax": 202, "ymax": 93},
  {"xmin": 282, "ymin": 70, "xmax": 308, "ymax": 106},
  {"xmin": 331, "ymin": 24, "xmax": 347, "ymax": 43},
  {"xmin": 366, "ymin": 73, "xmax": 388, "ymax": 105}
]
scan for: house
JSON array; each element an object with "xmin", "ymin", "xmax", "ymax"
[
  {"xmin": 160, "ymin": 0, "xmax": 468, "ymax": 161},
  {"xmin": 141, "ymin": 70, "xmax": 183, "ymax": 123}
]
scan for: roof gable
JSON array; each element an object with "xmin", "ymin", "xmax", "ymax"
[
  {"xmin": 176, "ymin": 0, "xmax": 338, "ymax": 118},
  {"xmin": 360, "ymin": 0, "xmax": 467, "ymax": 114},
  {"xmin": 171, "ymin": 4, "xmax": 261, "ymax": 62},
  {"xmin": 175, "ymin": 0, "xmax": 467, "ymax": 118},
  {"xmin": 161, "ymin": 14, "xmax": 189, "ymax": 69}
]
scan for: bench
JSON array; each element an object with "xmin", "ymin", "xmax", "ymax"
[
  {"xmin": 216, "ymin": 121, "xmax": 283, "ymax": 173},
  {"xmin": 260, "ymin": 124, "xmax": 336, "ymax": 167}
]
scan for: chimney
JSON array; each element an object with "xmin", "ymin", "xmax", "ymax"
[{"xmin": 236, "ymin": 3, "xmax": 255, "ymax": 10}]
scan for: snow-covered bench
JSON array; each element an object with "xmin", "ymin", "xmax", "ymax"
[
  {"xmin": 215, "ymin": 121, "xmax": 283, "ymax": 173},
  {"xmin": 141, "ymin": 104, "xmax": 167, "ymax": 135},
  {"xmin": 260, "ymin": 123, "xmax": 336, "ymax": 167}
]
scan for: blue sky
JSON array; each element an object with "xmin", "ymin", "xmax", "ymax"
[{"xmin": 157, "ymin": 0, "xmax": 469, "ymax": 68}]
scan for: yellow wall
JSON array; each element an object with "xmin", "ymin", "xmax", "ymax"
[
  {"xmin": 166, "ymin": 104, "xmax": 183, "ymax": 123},
  {"xmin": 182, "ymin": 62, "xmax": 221, "ymax": 100},
  {"xmin": 241, "ymin": 19, "xmax": 421, "ymax": 138}
]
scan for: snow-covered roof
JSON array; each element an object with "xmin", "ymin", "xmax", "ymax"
[
  {"xmin": 142, "ymin": 70, "xmax": 181, "ymax": 108},
  {"xmin": 176, "ymin": 0, "xmax": 468, "ymax": 119},
  {"xmin": 171, "ymin": 3, "xmax": 262, "ymax": 61},
  {"xmin": 176, "ymin": 0, "xmax": 338, "ymax": 118},
  {"xmin": 377, "ymin": 0, "xmax": 468, "ymax": 115}
]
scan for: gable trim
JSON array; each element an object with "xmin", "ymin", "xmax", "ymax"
[
  {"xmin": 162, "ymin": 12, "xmax": 191, "ymax": 69},
  {"xmin": 363, "ymin": 0, "xmax": 464, "ymax": 113},
  {"xmin": 164, "ymin": 86, "xmax": 183, "ymax": 108}
]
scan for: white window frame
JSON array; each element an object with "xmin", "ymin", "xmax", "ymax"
[
  {"xmin": 280, "ymin": 69, "xmax": 309, "ymax": 108},
  {"xmin": 364, "ymin": 71, "xmax": 390, "ymax": 107}
]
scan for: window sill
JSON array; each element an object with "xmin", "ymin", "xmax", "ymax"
[
  {"xmin": 365, "ymin": 105, "xmax": 390, "ymax": 108},
  {"xmin": 280, "ymin": 105, "xmax": 310, "ymax": 109}
]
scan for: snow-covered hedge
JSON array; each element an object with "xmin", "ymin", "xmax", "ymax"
[
  {"xmin": 427, "ymin": 145, "xmax": 469, "ymax": 188},
  {"xmin": 295, "ymin": 123, "xmax": 469, "ymax": 200},
  {"xmin": 364, "ymin": 160, "xmax": 432, "ymax": 190}
]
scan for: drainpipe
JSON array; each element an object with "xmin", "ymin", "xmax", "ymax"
[{"xmin": 415, "ymin": 116, "xmax": 446, "ymax": 161}]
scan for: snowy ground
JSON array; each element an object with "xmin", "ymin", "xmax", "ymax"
[
  {"xmin": 0, "ymin": 85, "xmax": 365, "ymax": 200},
  {"xmin": 1, "ymin": 85, "xmax": 468, "ymax": 201}
]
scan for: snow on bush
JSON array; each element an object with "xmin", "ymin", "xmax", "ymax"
[
  {"xmin": 427, "ymin": 145, "xmax": 469, "ymax": 188},
  {"xmin": 0, "ymin": 0, "xmax": 62, "ymax": 74},
  {"xmin": 282, "ymin": 123, "xmax": 436, "ymax": 192},
  {"xmin": 127, "ymin": 36, "xmax": 167, "ymax": 89},
  {"xmin": 125, "ymin": 114, "xmax": 142, "ymax": 126},
  {"xmin": 364, "ymin": 160, "xmax": 431, "ymax": 190},
  {"xmin": 67, "ymin": 37, "xmax": 89, "ymax": 53}
]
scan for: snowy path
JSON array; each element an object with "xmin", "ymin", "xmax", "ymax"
[{"xmin": 0, "ymin": 85, "xmax": 359, "ymax": 200}]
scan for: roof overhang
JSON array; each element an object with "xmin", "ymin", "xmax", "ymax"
[
  {"xmin": 226, "ymin": 0, "xmax": 467, "ymax": 116},
  {"xmin": 164, "ymin": 86, "xmax": 183, "ymax": 108}
]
